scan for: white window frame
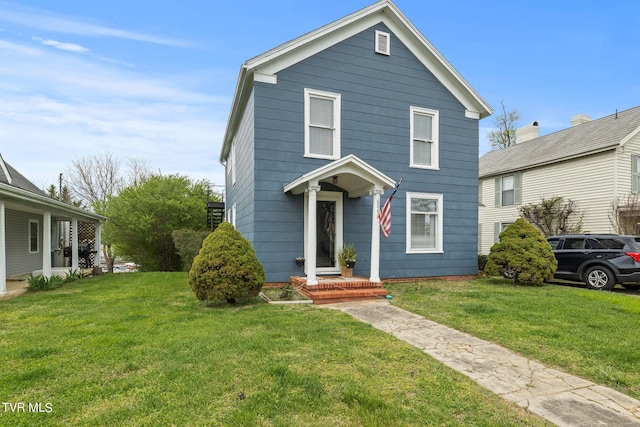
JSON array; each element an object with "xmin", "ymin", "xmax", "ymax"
[
  {"xmin": 304, "ymin": 88, "xmax": 341, "ymax": 160},
  {"xmin": 501, "ymin": 175, "xmax": 515, "ymax": 206},
  {"xmin": 375, "ymin": 30, "xmax": 390, "ymax": 55},
  {"xmin": 28, "ymin": 219, "xmax": 39, "ymax": 254},
  {"xmin": 406, "ymin": 192, "xmax": 443, "ymax": 254},
  {"xmin": 409, "ymin": 106, "xmax": 439, "ymax": 170}
]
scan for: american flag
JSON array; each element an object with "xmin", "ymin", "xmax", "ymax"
[{"xmin": 380, "ymin": 179, "xmax": 402, "ymax": 238}]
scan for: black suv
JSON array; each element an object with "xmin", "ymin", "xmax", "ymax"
[{"xmin": 547, "ymin": 234, "xmax": 640, "ymax": 290}]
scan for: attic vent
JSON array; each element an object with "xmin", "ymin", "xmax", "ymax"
[{"xmin": 375, "ymin": 30, "xmax": 390, "ymax": 55}]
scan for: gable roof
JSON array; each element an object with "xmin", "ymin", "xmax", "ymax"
[
  {"xmin": 284, "ymin": 154, "xmax": 395, "ymax": 198},
  {"xmin": 221, "ymin": 0, "xmax": 492, "ymax": 162},
  {"xmin": 0, "ymin": 153, "xmax": 47, "ymax": 196},
  {"xmin": 0, "ymin": 153, "xmax": 106, "ymax": 222},
  {"xmin": 480, "ymin": 106, "xmax": 640, "ymax": 178}
]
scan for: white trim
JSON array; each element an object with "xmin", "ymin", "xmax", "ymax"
[
  {"xmin": 0, "ymin": 201, "xmax": 6, "ymax": 295},
  {"xmin": 221, "ymin": 1, "xmax": 493, "ymax": 164},
  {"xmin": 304, "ymin": 88, "xmax": 341, "ymax": 160},
  {"xmin": 28, "ymin": 219, "xmax": 39, "ymax": 254},
  {"xmin": 375, "ymin": 30, "xmax": 390, "ymax": 55},
  {"xmin": 0, "ymin": 155, "xmax": 11, "ymax": 184},
  {"xmin": 409, "ymin": 106, "xmax": 439, "ymax": 170},
  {"xmin": 254, "ymin": 72, "xmax": 277, "ymax": 84},
  {"xmin": 304, "ymin": 191, "xmax": 343, "ymax": 276},
  {"xmin": 283, "ymin": 154, "xmax": 395, "ymax": 198},
  {"xmin": 405, "ymin": 192, "xmax": 443, "ymax": 254}
]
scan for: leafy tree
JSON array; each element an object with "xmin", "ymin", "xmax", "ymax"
[
  {"xmin": 487, "ymin": 99, "xmax": 521, "ymax": 150},
  {"xmin": 519, "ymin": 196, "xmax": 583, "ymax": 237},
  {"xmin": 104, "ymin": 174, "xmax": 209, "ymax": 271},
  {"xmin": 65, "ymin": 151, "xmax": 152, "ymax": 272},
  {"xmin": 189, "ymin": 222, "xmax": 265, "ymax": 304},
  {"xmin": 172, "ymin": 229, "xmax": 211, "ymax": 272},
  {"xmin": 46, "ymin": 184, "xmax": 82, "ymax": 207},
  {"xmin": 484, "ymin": 218, "xmax": 557, "ymax": 285}
]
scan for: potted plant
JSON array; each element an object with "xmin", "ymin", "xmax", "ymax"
[{"xmin": 337, "ymin": 243, "xmax": 357, "ymax": 278}]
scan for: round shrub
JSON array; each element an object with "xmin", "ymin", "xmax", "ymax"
[
  {"xmin": 189, "ymin": 222, "xmax": 265, "ymax": 303},
  {"xmin": 484, "ymin": 218, "xmax": 557, "ymax": 285}
]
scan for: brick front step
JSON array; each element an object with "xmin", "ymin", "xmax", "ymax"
[
  {"xmin": 291, "ymin": 275, "xmax": 389, "ymax": 304},
  {"xmin": 298, "ymin": 287, "xmax": 389, "ymax": 304}
]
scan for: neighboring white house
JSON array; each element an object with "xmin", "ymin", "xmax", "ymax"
[
  {"xmin": 0, "ymin": 153, "xmax": 105, "ymax": 295},
  {"xmin": 479, "ymin": 106, "xmax": 640, "ymax": 254}
]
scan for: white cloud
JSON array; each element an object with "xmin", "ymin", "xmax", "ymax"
[
  {"xmin": 0, "ymin": 1, "xmax": 192, "ymax": 47},
  {"xmin": 34, "ymin": 37, "xmax": 89, "ymax": 53}
]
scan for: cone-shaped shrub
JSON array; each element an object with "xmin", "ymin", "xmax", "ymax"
[
  {"xmin": 189, "ymin": 222, "xmax": 265, "ymax": 303},
  {"xmin": 484, "ymin": 218, "xmax": 557, "ymax": 285}
]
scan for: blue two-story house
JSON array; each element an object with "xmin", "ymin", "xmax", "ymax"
[{"xmin": 220, "ymin": 0, "xmax": 492, "ymax": 286}]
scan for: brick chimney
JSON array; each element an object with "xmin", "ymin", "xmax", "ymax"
[
  {"xmin": 515, "ymin": 121, "xmax": 539, "ymax": 144},
  {"xmin": 571, "ymin": 114, "xmax": 591, "ymax": 126}
]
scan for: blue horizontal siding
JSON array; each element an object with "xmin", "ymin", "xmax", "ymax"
[{"xmin": 244, "ymin": 23, "xmax": 479, "ymax": 283}]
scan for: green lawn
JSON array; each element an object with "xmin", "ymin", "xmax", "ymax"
[
  {"xmin": 387, "ymin": 277, "xmax": 640, "ymax": 400},
  {"xmin": 0, "ymin": 273, "xmax": 549, "ymax": 426}
]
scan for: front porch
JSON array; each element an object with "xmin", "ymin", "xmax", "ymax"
[{"xmin": 290, "ymin": 275, "xmax": 389, "ymax": 304}]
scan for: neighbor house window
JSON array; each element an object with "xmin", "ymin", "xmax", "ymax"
[
  {"xmin": 632, "ymin": 154, "xmax": 640, "ymax": 193},
  {"xmin": 406, "ymin": 192, "xmax": 443, "ymax": 253},
  {"xmin": 28, "ymin": 219, "xmax": 39, "ymax": 253},
  {"xmin": 305, "ymin": 88, "xmax": 340, "ymax": 160},
  {"xmin": 494, "ymin": 172, "xmax": 522, "ymax": 207},
  {"xmin": 501, "ymin": 175, "xmax": 514, "ymax": 206},
  {"xmin": 410, "ymin": 107, "xmax": 439, "ymax": 169},
  {"xmin": 494, "ymin": 222, "xmax": 513, "ymax": 243}
]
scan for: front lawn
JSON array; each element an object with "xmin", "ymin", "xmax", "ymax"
[
  {"xmin": 386, "ymin": 277, "xmax": 640, "ymax": 400},
  {"xmin": 0, "ymin": 273, "xmax": 549, "ymax": 426}
]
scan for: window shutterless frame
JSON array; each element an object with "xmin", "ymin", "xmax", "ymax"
[
  {"xmin": 409, "ymin": 106, "xmax": 439, "ymax": 170},
  {"xmin": 406, "ymin": 192, "xmax": 443, "ymax": 253},
  {"xmin": 304, "ymin": 88, "xmax": 341, "ymax": 160}
]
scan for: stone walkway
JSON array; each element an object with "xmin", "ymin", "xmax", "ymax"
[{"xmin": 326, "ymin": 300, "xmax": 640, "ymax": 427}]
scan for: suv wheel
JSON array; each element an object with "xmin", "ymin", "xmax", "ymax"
[{"xmin": 583, "ymin": 266, "xmax": 616, "ymax": 290}]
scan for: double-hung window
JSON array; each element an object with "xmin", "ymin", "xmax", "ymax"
[
  {"xmin": 410, "ymin": 107, "xmax": 439, "ymax": 169},
  {"xmin": 406, "ymin": 192, "xmax": 443, "ymax": 253},
  {"xmin": 632, "ymin": 154, "xmax": 640, "ymax": 193},
  {"xmin": 305, "ymin": 89, "xmax": 340, "ymax": 159},
  {"xmin": 494, "ymin": 172, "xmax": 521, "ymax": 207}
]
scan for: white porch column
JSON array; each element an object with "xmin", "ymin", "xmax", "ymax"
[
  {"xmin": 306, "ymin": 183, "xmax": 321, "ymax": 286},
  {"xmin": 94, "ymin": 222, "xmax": 101, "ymax": 268},
  {"xmin": 0, "ymin": 201, "xmax": 7, "ymax": 295},
  {"xmin": 71, "ymin": 218, "xmax": 79, "ymax": 272},
  {"xmin": 369, "ymin": 188, "xmax": 383, "ymax": 283},
  {"xmin": 42, "ymin": 212, "xmax": 52, "ymax": 278}
]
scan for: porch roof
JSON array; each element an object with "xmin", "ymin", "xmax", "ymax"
[{"xmin": 283, "ymin": 154, "xmax": 396, "ymax": 198}]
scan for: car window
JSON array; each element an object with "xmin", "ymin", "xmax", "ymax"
[
  {"xmin": 586, "ymin": 239, "xmax": 608, "ymax": 249},
  {"xmin": 564, "ymin": 238, "xmax": 585, "ymax": 250},
  {"xmin": 596, "ymin": 238, "xmax": 626, "ymax": 250},
  {"xmin": 547, "ymin": 238, "xmax": 561, "ymax": 250}
]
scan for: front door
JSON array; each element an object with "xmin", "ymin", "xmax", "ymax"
[{"xmin": 306, "ymin": 191, "xmax": 342, "ymax": 275}]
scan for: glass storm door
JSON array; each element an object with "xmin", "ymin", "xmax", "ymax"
[
  {"xmin": 305, "ymin": 191, "xmax": 342, "ymax": 275},
  {"xmin": 317, "ymin": 200, "xmax": 336, "ymax": 268}
]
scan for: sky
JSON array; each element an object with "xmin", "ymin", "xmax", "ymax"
[{"xmin": 0, "ymin": 0, "xmax": 638, "ymax": 191}]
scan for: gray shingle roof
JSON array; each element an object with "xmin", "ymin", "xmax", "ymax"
[
  {"xmin": 0, "ymin": 155, "xmax": 47, "ymax": 196},
  {"xmin": 479, "ymin": 106, "xmax": 640, "ymax": 178}
]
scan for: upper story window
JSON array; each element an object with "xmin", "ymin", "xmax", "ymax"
[
  {"xmin": 227, "ymin": 141, "xmax": 236, "ymax": 186},
  {"xmin": 501, "ymin": 175, "xmax": 514, "ymax": 206},
  {"xmin": 29, "ymin": 219, "xmax": 39, "ymax": 253},
  {"xmin": 406, "ymin": 192, "xmax": 443, "ymax": 253},
  {"xmin": 494, "ymin": 172, "xmax": 521, "ymax": 207},
  {"xmin": 632, "ymin": 154, "xmax": 640, "ymax": 193},
  {"xmin": 410, "ymin": 107, "xmax": 439, "ymax": 170},
  {"xmin": 305, "ymin": 88, "xmax": 341, "ymax": 160}
]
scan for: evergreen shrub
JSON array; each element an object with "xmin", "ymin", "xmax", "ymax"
[
  {"xmin": 484, "ymin": 218, "xmax": 557, "ymax": 285},
  {"xmin": 189, "ymin": 222, "xmax": 265, "ymax": 303}
]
